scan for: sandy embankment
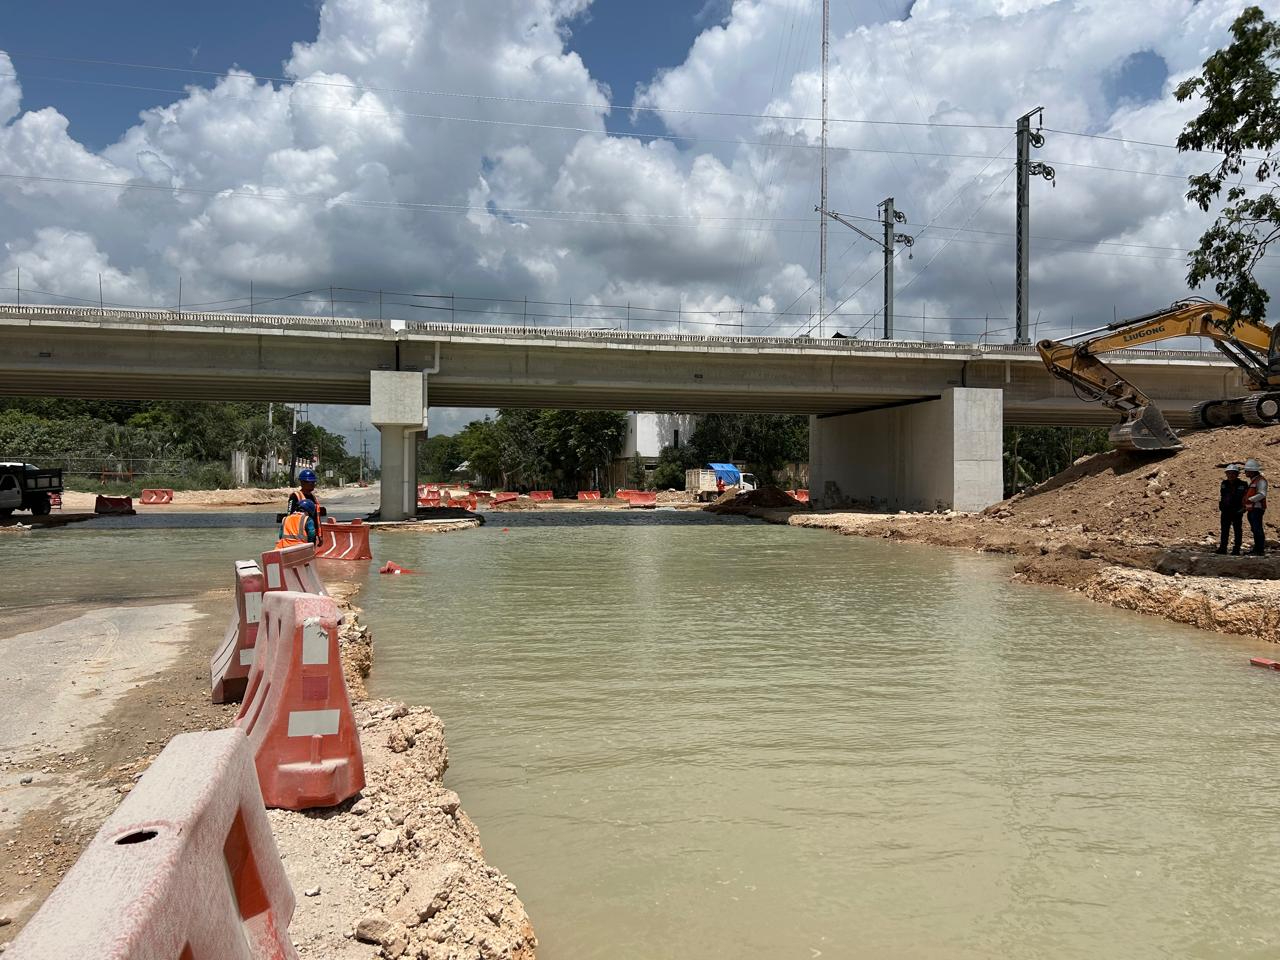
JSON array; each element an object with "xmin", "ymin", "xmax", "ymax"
[{"xmin": 0, "ymin": 581, "xmax": 537, "ymax": 959}]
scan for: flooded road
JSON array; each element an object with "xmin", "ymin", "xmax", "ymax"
[
  {"xmin": 365, "ymin": 513, "xmax": 1280, "ymax": 960},
  {"xmin": 5, "ymin": 509, "xmax": 1280, "ymax": 958}
]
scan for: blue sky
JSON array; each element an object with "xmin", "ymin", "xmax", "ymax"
[{"xmin": 0, "ymin": 0, "xmax": 721, "ymax": 149}]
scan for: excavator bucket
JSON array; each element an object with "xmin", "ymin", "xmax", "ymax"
[{"xmin": 1109, "ymin": 405, "xmax": 1183, "ymax": 452}]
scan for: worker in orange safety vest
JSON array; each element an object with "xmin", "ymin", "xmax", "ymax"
[{"xmin": 275, "ymin": 499, "xmax": 318, "ymax": 549}]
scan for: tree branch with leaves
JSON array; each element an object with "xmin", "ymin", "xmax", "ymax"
[{"xmin": 1176, "ymin": 5, "xmax": 1280, "ymax": 322}]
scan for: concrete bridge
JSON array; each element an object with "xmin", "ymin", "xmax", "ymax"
[{"xmin": 0, "ymin": 303, "xmax": 1247, "ymax": 519}]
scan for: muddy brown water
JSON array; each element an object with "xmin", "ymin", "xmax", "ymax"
[{"xmin": 5, "ymin": 509, "xmax": 1280, "ymax": 958}]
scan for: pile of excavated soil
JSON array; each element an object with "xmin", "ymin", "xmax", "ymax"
[
  {"xmin": 706, "ymin": 485, "xmax": 803, "ymax": 513},
  {"xmin": 991, "ymin": 423, "xmax": 1280, "ymax": 544}
]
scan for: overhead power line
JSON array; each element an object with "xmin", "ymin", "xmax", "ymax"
[
  {"xmin": 4, "ymin": 51, "xmax": 1011, "ymax": 131},
  {"xmin": 4, "ymin": 51, "xmax": 1257, "ymax": 159}
]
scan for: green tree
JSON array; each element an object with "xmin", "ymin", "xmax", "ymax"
[
  {"xmin": 417, "ymin": 433, "xmax": 464, "ymax": 481},
  {"xmin": 627, "ymin": 453, "xmax": 648, "ymax": 490},
  {"xmin": 1177, "ymin": 6, "xmax": 1280, "ymax": 321},
  {"xmin": 684, "ymin": 414, "xmax": 808, "ymax": 483},
  {"xmin": 1003, "ymin": 426, "xmax": 1109, "ymax": 495}
]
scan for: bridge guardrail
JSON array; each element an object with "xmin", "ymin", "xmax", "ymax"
[
  {"xmin": 0, "ymin": 303, "xmax": 387, "ymax": 333},
  {"xmin": 0, "ymin": 303, "xmax": 1227, "ymax": 363}
]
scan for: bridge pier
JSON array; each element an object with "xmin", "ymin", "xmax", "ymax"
[
  {"xmin": 809, "ymin": 387, "xmax": 1003, "ymax": 512},
  {"xmin": 371, "ymin": 371, "xmax": 427, "ymax": 522}
]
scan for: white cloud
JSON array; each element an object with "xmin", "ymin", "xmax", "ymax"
[{"xmin": 0, "ymin": 0, "xmax": 1276, "ymax": 441}]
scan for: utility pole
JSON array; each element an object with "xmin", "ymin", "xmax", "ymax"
[
  {"xmin": 1015, "ymin": 106, "xmax": 1054, "ymax": 344},
  {"xmin": 817, "ymin": 0, "xmax": 830, "ymax": 339},
  {"xmin": 879, "ymin": 197, "xmax": 910, "ymax": 339},
  {"xmin": 355, "ymin": 424, "xmax": 368, "ymax": 483},
  {"xmin": 817, "ymin": 203, "xmax": 913, "ymax": 339}
]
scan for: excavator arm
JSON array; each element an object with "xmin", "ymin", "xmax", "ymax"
[{"xmin": 1036, "ymin": 300, "xmax": 1280, "ymax": 452}]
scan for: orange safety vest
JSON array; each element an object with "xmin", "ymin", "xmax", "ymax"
[
  {"xmin": 275, "ymin": 512, "xmax": 312, "ymax": 549},
  {"xmin": 1248, "ymin": 475, "xmax": 1268, "ymax": 511}
]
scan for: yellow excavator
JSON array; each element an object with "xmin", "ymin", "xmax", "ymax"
[{"xmin": 1036, "ymin": 298, "xmax": 1280, "ymax": 452}]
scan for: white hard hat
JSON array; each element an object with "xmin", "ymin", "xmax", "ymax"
[
  {"xmin": 1244, "ymin": 458, "xmax": 1262, "ymax": 471},
  {"xmin": 1225, "ymin": 463, "xmax": 1241, "ymax": 472}
]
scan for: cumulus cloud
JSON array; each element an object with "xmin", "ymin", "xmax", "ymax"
[{"xmin": 0, "ymin": 0, "xmax": 1275, "ymax": 445}]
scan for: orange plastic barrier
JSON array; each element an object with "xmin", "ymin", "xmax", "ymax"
[
  {"xmin": 628, "ymin": 492, "xmax": 658, "ymax": 508},
  {"xmin": 794, "ymin": 489, "xmax": 810, "ymax": 503},
  {"xmin": 529, "ymin": 490, "xmax": 554, "ymax": 501},
  {"xmin": 210, "ymin": 560, "xmax": 267, "ymax": 704},
  {"xmin": 577, "ymin": 491, "xmax": 602, "ymax": 500},
  {"xmin": 475, "ymin": 490, "xmax": 493, "ymax": 501},
  {"xmin": 314, "ymin": 518, "xmax": 372, "ymax": 561},
  {"xmin": 616, "ymin": 489, "xmax": 639, "ymax": 500},
  {"xmin": 234, "ymin": 592, "xmax": 364, "ymax": 811},
  {"xmin": 259, "ymin": 543, "xmax": 327, "ymax": 596},
  {"xmin": 491, "ymin": 492, "xmax": 518, "ymax": 505},
  {"xmin": 1250, "ymin": 657, "xmax": 1279, "ymax": 669},
  {"xmin": 140, "ymin": 488, "xmax": 174, "ymax": 504},
  {"xmin": 49, "ymin": 492, "xmax": 61, "ymax": 510},
  {"xmin": 379, "ymin": 561, "xmax": 419, "ymax": 575},
  {"xmin": 7, "ymin": 727, "xmax": 299, "ymax": 960},
  {"xmin": 93, "ymin": 495, "xmax": 135, "ymax": 515}
]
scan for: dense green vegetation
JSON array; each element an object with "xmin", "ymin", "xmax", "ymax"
[
  {"xmin": 650, "ymin": 414, "xmax": 810, "ymax": 489},
  {"xmin": 0, "ymin": 398, "xmax": 364, "ymax": 490},
  {"xmin": 420, "ymin": 411, "xmax": 810, "ymax": 493},
  {"xmin": 417, "ymin": 409, "xmax": 628, "ymax": 494},
  {"xmin": 1004, "ymin": 426, "xmax": 1110, "ymax": 496}
]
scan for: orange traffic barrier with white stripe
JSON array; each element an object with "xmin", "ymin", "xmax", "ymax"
[
  {"xmin": 491, "ymin": 492, "xmax": 518, "ymax": 505},
  {"xmin": 793, "ymin": 489, "xmax": 810, "ymax": 503},
  {"xmin": 627, "ymin": 491, "xmax": 658, "ymax": 508},
  {"xmin": 260, "ymin": 543, "xmax": 327, "ymax": 596},
  {"xmin": 210, "ymin": 559, "xmax": 267, "ymax": 704},
  {"xmin": 94, "ymin": 495, "xmax": 135, "ymax": 515},
  {"xmin": 314, "ymin": 518, "xmax": 372, "ymax": 561},
  {"xmin": 139, "ymin": 488, "xmax": 174, "ymax": 504},
  {"xmin": 235, "ymin": 591, "xmax": 364, "ymax": 810},
  {"xmin": 529, "ymin": 490, "xmax": 554, "ymax": 501},
  {"xmin": 7, "ymin": 727, "xmax": 300, "ymax": 960},
  {"xmin": 577, "ymin": 491, "xmax": 601, "ymax": 500}
]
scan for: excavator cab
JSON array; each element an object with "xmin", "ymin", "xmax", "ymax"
[{"xmin": 1037, "ymin": 299, "xmax": 1280, "ymax": 454}]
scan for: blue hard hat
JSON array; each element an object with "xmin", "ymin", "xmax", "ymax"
[
  {"xmin": 299, "ymin": 468, "xmax": 318, "ymax": 483},
  {"xmin": 295, "ymin": 499, "xmax": 317, "ymax": 514}
]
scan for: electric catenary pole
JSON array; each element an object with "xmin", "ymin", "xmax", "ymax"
[
  {"xmin": 1015, "ymin": 106, "xmax": 1054, "ymax": 344},
  {"xmin": 817, "ymin": 202, "xmax": 913, "ymax": 339},
  {"xmin": 818, "ymin": 0, "xmax": 829, "ymax": 339}
]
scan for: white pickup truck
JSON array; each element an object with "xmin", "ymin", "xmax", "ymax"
[{"xmin": 685, "ymin": 464, "xmax": 757, "ymax": 502}]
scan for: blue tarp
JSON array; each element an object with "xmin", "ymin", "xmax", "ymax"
[{"xmin": 708, "ymin": 463, "xmax": 741, "ymax": 485}]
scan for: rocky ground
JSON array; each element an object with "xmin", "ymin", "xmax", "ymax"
[
  {"xmin": 274, "ymin": 701, "xmax": 537, "ymax": 960},
  {"xmin": 0, "ymin": 578, "xmax": 536, "ymax": 959}
]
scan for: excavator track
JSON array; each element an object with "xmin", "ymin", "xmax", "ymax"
[
  {"xmin": 1241, "ymin": 392, "xmax": 1280, "ymax": 425},
  {"xmin": 1186, "ymin": 392, "xmax": 1280, "ymax": 430}
]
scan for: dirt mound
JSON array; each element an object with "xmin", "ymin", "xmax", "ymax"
[
  {"xmin": 705, "ymin": 485, "xmax": 802, "ymax": 513},
  {"xmin": 990, "ymin": 423, "xmax": 1280, "ymax": 545}
]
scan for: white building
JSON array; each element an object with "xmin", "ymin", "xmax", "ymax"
[{"xmin": 609, "ymin": 412, "xmax": 698, "ymax": 489}]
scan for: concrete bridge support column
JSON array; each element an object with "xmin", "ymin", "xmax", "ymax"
[
  {"xmin": 810, "ymin": 387, "xmax": 1003, "ymax": 512},
  {"xmin": 371, "ymin": 371, "xmax": 427, "ymax": 522}
]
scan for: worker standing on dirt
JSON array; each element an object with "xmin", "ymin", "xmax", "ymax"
[
  {"xmin": 1216, "ymin": 464, "xmax": 1248, "ymax": 555},
  {"xmin": 275, "ymin": 499, "xmax": 318, "ymax": 549},
  {"xmin": 1243, "ymin": 459, "xmax": 1268, "ymax": 556}
]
